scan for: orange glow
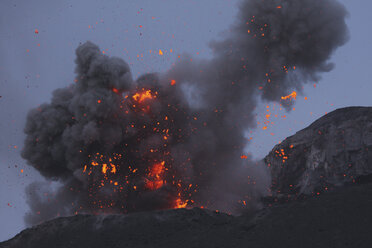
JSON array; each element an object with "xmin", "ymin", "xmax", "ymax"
[
  {"xmin": 276, "ymin": 6, "xmax": 282, "ymax": 9},
  {"xmin": 145, "ymin": 161, "xmax": 165, "ymax": 190},
  {"xmin": 281, "ymin": 91, "xmax": 297, "ymax": 101},
  {"xmin": 174, "ymin": 198, "xmax": 188, "ymax": 208},
  {"xmin": 110, "ymin": 164, "xmax": 117, "ymax": 174},
  {"xmin": 149, "ymin": 161, "xmax": 165, "ymax": 177},
  {"xmin": 132, "ymin": 90, "xmax": 153, "ymax": 103},
  {"xmin": 159, "ymin": 49, "xmax": 163, "ymax": 55},
  {"xmin": 171, "ymin": 79, "xmax": 176, "ymax": 86},
  {"xmin": 241, "ymin": 155, "xmax": 248, "ymax": 159},
  {"xmin": 35, "ymin": 29, "xmax": 39, "ymax": 34},
  {"xmin": 112, "ymin": 88, "xmax": 119, "ymax": 93},
  {"xmin": 146, "ymin": 180, "xmax": 164, "ymax": 190},
  {"xmin": 102, "ymin": 164, "xmax": 108, "ymax": 174}
]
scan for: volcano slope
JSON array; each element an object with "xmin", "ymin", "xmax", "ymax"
[
  {"xmin": 265, "ymin": 106, "xmax": 372, "ymax": 197},
  {"xmin": 2, "ymin": 106, "xmax": 372, "ymax": 248},
  {"xmin": 1, "ymin": 182, "xmax": 372, "ymax": 248}
]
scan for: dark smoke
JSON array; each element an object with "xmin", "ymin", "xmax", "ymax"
[{"xmin": 22, "ymin": 0, "xmax": 348, "ymax": 225}]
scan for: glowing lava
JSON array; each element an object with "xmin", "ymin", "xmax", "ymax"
[
  {"xmin": 281, "ymin": 91, "xmax": 297, "ymax": 101},
  {"xmin": 132, "ymin": 89, "xmax": 154, "ymax": 103},
  {"xmin": 145, "ymin": 161, "xmax": 166, "ymax": 190},
  {"xmin": 174, "ymin": 198, "xmax": 188, "ymax": 209}
]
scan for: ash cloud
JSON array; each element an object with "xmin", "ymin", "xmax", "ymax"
[{"xmin": 22, "ymin": 0, "xmax": 348, "ymax": 225}]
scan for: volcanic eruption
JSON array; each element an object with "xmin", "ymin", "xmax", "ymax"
[{"xmin": 21, "ymin": 0, "xmax": 349, "ymax": 225}]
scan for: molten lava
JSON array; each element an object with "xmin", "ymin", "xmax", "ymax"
[
  {"xmin": 145, "ymin": 161, "xmax": 166, "ymax": 190},
  {"xmin": 174, "ymin": 198, "xmax": 188, "ymax": 209},
  {"xmin": 281, "ymin": 91, "xmax": 297, "ymax": 100},
  {"xmin": 78, "ymin": 89, "xmax": 191, "ymax": 212},
  {"xmin": 132, "ymin": 89, "xmax": 154, "ymax": 103}
]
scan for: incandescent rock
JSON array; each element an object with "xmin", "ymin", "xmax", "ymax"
[{"xmin": 265, "ymin": 107, "xmax": 372, "ymax": 196}]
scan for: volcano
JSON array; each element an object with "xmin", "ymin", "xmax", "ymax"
[
  {"xmin": 20, "ymin": 0, "xmax": 349, "ymax": 225},
  {"xmin": 2, "ymin": 182, "xmax": 372, "ymax": 248},
  {"xmin": 2, "ymin": 107, "xmax": 372, "ymax": 248}
]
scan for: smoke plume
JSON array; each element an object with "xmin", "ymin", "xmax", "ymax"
[{"xmin": 22, "ymin": 0, "xmax": 348, "ymax": 225}]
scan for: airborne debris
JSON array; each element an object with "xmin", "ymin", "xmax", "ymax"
[
  {"xmin": 281, "ymin": 91, "xmax": 297, "ymax": 101},
  {"xmin": 22, "ymin": 0, "xmax": 348, "ymax": 225}
]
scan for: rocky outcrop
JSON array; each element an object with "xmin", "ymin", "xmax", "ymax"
[{"xmin": 265, "ymin": 107, "xmax": 372, "ymax": 196}]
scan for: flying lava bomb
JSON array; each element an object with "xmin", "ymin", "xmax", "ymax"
[{"xmin": 22, "ymin": 0, "xmax": 349, "ymax": 225}]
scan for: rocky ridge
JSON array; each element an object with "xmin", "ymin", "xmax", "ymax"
[{"xmin": 265, "ymin": 106, "xmax": 372, "ymax": 196}]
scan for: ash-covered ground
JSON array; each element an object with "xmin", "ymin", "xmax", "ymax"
[{"xmin": 1, "ymin": 181, "xmax": 371, "ymax": 248}]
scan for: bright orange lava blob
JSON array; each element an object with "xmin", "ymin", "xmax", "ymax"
[
  {"xmin": 281, "ymin": 91, "xmax": 297, "ymax": 101},
  {"xmin": 132, "ymin": 90, "xmax": 153, "ymax": 103},
  {"xmin": 174, "ymin": 198, "xmax": 188, "ymax": 208},
  {"xmin": 145, "ymin": 161, "xmax": 165, "ymax": 190}
]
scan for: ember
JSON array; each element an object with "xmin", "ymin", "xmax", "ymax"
[{"xmin": 281, "ymin": 91, "xmax": 297, "ymax": 101}]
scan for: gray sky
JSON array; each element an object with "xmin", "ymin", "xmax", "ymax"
[{"xmin": 0, "ymin": 0, "xmax": 371, "ymax": 242}]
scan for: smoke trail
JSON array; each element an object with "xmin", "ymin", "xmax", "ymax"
[{"xmin": 22, "ymin": 0, "xmax": 348, "ymax": 225}]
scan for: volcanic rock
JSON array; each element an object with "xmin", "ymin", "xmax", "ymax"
[
  {"xmin": 265, "ymin": 107, "xmax": 372, "ymax": 196},
  {"xmin": 1, "ymin": 182, "xmax": 372, "ymax": 248}
]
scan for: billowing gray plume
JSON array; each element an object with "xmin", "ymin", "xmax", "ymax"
[{"xmin": 22, "ymin": 0, "xmax": 348, "ymax": 225}]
